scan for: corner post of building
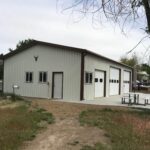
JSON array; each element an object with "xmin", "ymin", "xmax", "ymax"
[
  {"xmin": 80, "ymin": 52, "xmax": 86, "ymax": 101},
  {"xmin": 1, "ymin": 54, "xmax": 4, "ymax": 93}
]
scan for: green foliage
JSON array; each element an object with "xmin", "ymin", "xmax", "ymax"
[
  {"xmin": 0, "ymin": 93, "xmax": 24, "ymax": 101},
  {"xmin": 79, "ymin": 108, "xmax": 150, "ymax": 150},
  {"xmin": 16, "ymin": 39, "xmax": 34, "ymax": 50},
  {"xmin": 8, "ymin": 39, "xmax": 35, "ymax": 52},
  {"xmin": 120, "ymin": 53, "xmax": 139, "ymax": 67},
  {"xmin": 0, "ymin": 104, "xmax": 54, "ymax": 150},
  {"xmin": 141, "ymin": 63, "xmax": 150, "ymax": 76}
]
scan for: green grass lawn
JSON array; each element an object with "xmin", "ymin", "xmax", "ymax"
[
  {"xmin": 79, "ymin": 108, "xmax": 150, "ymax": 150},
  {"xmin": 0, "ymin": 101, "xmax": 54, "ymax": 150}
]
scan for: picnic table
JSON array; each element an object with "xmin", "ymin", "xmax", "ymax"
[{"xmin": 121, "ymin": 93, "xmax": 150, "ymax": 106}]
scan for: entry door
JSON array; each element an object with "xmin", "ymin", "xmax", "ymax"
[
  {"xmin": 53, "ymin": 72, "xmax": 63, "ymax": 99},
  {"xmin": 95, "ymin": 70, "xmax": 105, "ymax": 98},
  {"xmin": 123, "ymin": 71, "xmax": 130, "ymax": 93},
  {"xmin": 109, "ymin": 68, "xmax": 120, "ymax": 95}
]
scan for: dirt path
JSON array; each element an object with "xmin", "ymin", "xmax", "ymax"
[{"xmin": 23, "ymin": 100, "xmax": 111, "ymax": 150}]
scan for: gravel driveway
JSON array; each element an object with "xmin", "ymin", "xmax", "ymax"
[{"xmin": 23, "ymin": 100, "xmax": 112, "ymax": 150}]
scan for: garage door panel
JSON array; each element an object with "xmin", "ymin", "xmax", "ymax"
[
  {"xmin": 95, "ymin": 70, "xmax": 105, "ymax": 98},
  {"xmin": 109, "ymin": 68, "xmax": 120, "ymax": 95},
  {"xmin": 123, "ymin": 71, "xmax": 130, "ymax": 93}
]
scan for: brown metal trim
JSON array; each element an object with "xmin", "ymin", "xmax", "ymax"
[
  {"xmin": 119, "ymin": 69, "xmax": 121, "ymax": 95},
  {"xmin": 80, "ymin": 52, "xmax": 85, "ymax": 100},
  {"xmin": 104, "ymin": 71, "xmax": 107, "ymax": 97},
  {"xmin": 52, "ymin": 72, "xmax": 63, "ymax": 99},
  {"xmin": 2, "ymin": 58, "xmax": 4, "ymax": 93},
  {"xmin": 129, "ymin": 71, "xmax": 132, "ymax": 92}
]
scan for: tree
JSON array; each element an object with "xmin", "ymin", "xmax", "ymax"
[
  {"xmin": 60, "ymin": 0, "xmax": 150, "ymax": 33},
  {"xmin": 120, "ymin": 53, "xmax": 139, "ymax": 67},
  {"xmin": 8, "ymin": 39, "xmax": 34, "ymax": 52},
  {"xmin": 15, "ymin": 39, "xmax": 34, "ymax": 51},
  {"xmin": 141, "ymin": 63, "xmax": 150, "ymax": 75}
]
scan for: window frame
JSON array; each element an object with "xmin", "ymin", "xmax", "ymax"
[
  {"xmin": 25, "ymin": 72, "xmax": 33, "ymax": 83},
  {"xmin": 85, "ymin": 72, "xmax": 93, "ymax": 84},
  {"xmin": 39, "ymin": 71, "xmax": 48, "ymax": 83}
]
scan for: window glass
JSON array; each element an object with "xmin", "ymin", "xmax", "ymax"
[
  {"xmin": 30, "ymin": 73, "xmax": 32, "ymax": 82},
  {"xmin": 86, "ymin": 73, "xmax": 89, "ymax": 83},
  {"xmin": 89, "ymin": 73, "xmax": 92, "ymax": 83},
  {"xmin": 43, "ymin": 72, "xmax": 47, "ymax": 82},
  {"xmin": 25, "ymin": 72, "xmax": 33, "ymax": 83},
  {"xmin": 39, "ymin": 72, "xmax": 42, "ymax": 82},
  {"xmin": 100, "ymin": 79, "xmax": 103, "ymax": 82},
  {"xmin": 95, "ymin": 78, "xmax": 98, "ymax": 82},
  {"xmin": 39, "ymin": 72, "xmax": 47, "ymax": 83},
  {"xmin": 26, "ymin": 73, "xmax": 28, "ymax": 82},
  {"xmin": 85, "ymin": 72, "xmax": 93, "ymax": 84}
]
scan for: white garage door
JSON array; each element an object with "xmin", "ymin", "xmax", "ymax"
[
  {"xmin": 95, "ymin": 70, "xmax": 105, "ymax": 98},
  {"xmin": 123, "ymin": 71, "xmax": 130, "ymax": 93},
  {"xmin": 109, "ymin": 67, "xmax": 120, "ymax": 95}
]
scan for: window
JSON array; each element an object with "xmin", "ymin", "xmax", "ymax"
[
  {"xmin": 25, "ymin": 72, "xmax": 33, "ymax": 83},
  {"xmin": 85, "ymin": 72, "xmax": 93, "ymax": 84},
  {"xmin": 95, "ymin": 78, "xmax": 98, "ymax": 82},
  {"xmin": 124, "ymin": 81, "xmax": 129, "ymax": 83},
  {"xmin": 39, "ymin": 72, "xmax": 47, "ymax": 83},
  {"xmin": 100, "ymin": 79, "xmax": 103, "ymax": 82}
]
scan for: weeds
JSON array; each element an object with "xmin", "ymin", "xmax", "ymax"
[
  {"xmin": 0, "ymin": 103, "xmax": 54, "ymax": 150},
  {"xmin": 0, "ymin": 92, "xmax": 24, "ymax": 101},
  {"xmin": 79, "ymin": 108, "xmax": 150, "ymax": 150}
]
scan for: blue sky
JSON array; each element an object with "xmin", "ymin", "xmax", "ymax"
[{"xmin": 0, "ymin": 0, "xmax": 150, "ymax": 62}]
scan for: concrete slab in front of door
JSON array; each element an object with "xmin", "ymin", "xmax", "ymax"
[{"xmin": 54, "ymin": 94, "xmax": 150, "ymax": 109}]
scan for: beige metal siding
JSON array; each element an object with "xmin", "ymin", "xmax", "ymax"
[
  {"xmin": 84, "ymin": 54, "xmax": 132, "ymax": 100},
  {"xmin": 4, "ymin": 45, "xmax": 81, "ymax": 100}
]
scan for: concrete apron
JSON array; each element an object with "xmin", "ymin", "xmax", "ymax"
[{"xmin": 54, "ymin": 93, "xmax": 150, "ymax": 109}]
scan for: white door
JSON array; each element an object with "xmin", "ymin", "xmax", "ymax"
[
  {"xmin": 95, "ymin": 70, "xmax": 105, "ymax": 98},
  {"xmin": 109, "ymin": 68, "xmax": 120, "ymax": 95},
  {"xmin": 123, "ymin": 71, "xmax": 130, "ymax": 93},
  {"xmin": 53, "ymin": 73, "xmax": 63, "ymax": 99}
]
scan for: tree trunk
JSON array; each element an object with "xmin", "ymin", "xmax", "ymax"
[{"xmin": 143, "ymin": 0, "xmax": 150, "ymax": 33}]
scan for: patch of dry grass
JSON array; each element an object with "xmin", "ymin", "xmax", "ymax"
[
  {"xmin": 0, "ymin": 102, "xmax": 54, "ymax": 150},
  {"xmin": 79, "ymin": 108, "xmax": 150, "ymax": 150}
]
